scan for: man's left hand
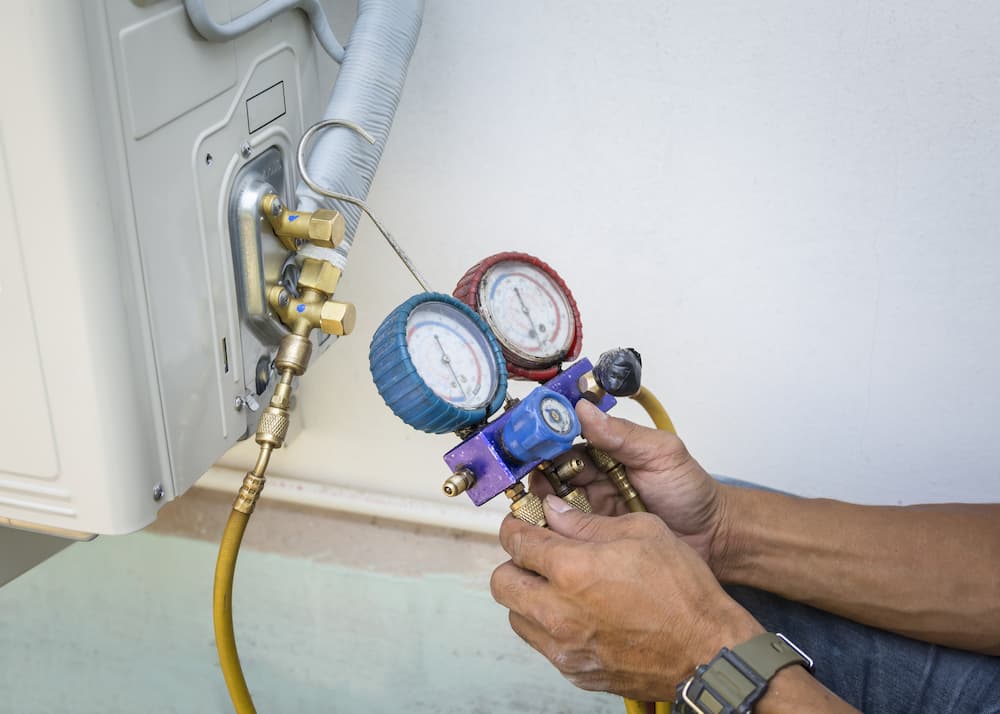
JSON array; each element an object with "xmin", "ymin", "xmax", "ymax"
[{"xmin": 491, "ymin": 496, "xmax": 762, "ymax": 701}]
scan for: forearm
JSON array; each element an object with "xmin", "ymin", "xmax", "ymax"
[
  {"xmin": 714, "ymin": 486, "xmax": 1000, "ymax": 654},
  {"xmin": 757, "ymin": 666, "xmax": 859, "ymax": 714}
]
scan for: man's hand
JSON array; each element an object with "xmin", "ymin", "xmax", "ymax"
[
  {"xmin": 530, "ymin": 399, "xmax": 730, "ymax": 566},
  {"xmin": 490, "ymin": 497, "xmax": 761, "ymax": 701}
]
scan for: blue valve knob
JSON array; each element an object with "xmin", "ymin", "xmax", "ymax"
[{"xmin": 500, "ymin": 388, "xmax": 580, "ymax": 464}]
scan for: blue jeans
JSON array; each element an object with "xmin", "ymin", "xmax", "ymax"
[
  {"xmin": 714, "ymin": 478, "xmax": 1000, "ymax": 712},
  {"xmin": 725, "ymin": 585, "xmax": 1000, "ymax": 712}
]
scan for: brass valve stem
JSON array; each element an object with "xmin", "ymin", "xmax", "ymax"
[
  {"xmin": 233, "ymin": 368, "xmax": 295, "ymax": 515},
  {"xmin": 233, "ymin": 328, "xmax": 311, "ymax": 516},
  {"xmin": 540, "ymin": 459, "xmax": 592, "ymax": 514},
  {"xmin": 554, "ymin": 457, "xmax": 586, "ymax": 483},
  {"xmin": 585, "ymin": 443, "xmax": 648, "ymax": 513},
  {"xmin": 540, "ymin": 460, "xmax": 574, "ymax": 496},
  {"xmin": 443, "ymin": 468, "xmax": 476, "ymax": 497}
]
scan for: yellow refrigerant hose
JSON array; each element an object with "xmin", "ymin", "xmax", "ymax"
[
  {"xmin": 214, "ymin": 327, "xmax": 311, "ymax": 714},
  {"xmin": 214, "ymin": 509, "xmax": 257, "ymax": 714},
  {"xmin": 631, "ymin": 386, "xmax": 677, "ymax": 435},
  {"xmin": 623, "ymin": 386, "xmax": 678, "ymax": 714},
  {"xmin": 213, "ymin": 382, "xmax": 289, "ymax": 714}
]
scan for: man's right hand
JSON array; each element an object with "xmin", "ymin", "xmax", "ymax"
[{"xmin": 531, "ymin": 399, "xmax": 730, "ymax": 569}]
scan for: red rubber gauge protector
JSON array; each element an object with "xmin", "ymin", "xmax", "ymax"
[{"xmin": 453, "ymin": 252, "xmax": 583, "ymax": 382}]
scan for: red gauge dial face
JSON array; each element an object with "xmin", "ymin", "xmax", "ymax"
[{"xmin": 477, "ymin": 260, "xmax": 576, "ymax": 368}]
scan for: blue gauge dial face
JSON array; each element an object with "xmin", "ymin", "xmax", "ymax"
[
  {"xmin": 478, "ymin": 261, "xmax": 575, "ymax": 367},
  {"xmin": 405, "ymin": 302, "xmax": 499, "ymax": 410}
]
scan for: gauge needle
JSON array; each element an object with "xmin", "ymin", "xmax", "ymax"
[
  {"xmin": 434, "ymin": 334, "xmax": 468, "ymax": 399},
  {"xmin": 514, "ymin": 287, "xmax": 546, "ymax": 348}
]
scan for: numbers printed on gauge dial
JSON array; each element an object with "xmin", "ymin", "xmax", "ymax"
[
  {"xmin": 478, "ymin": 260, "xmax": 575, "ymax": 366},
  {"xmin": 405, "ymin": 301, "xmax": 499, "ymax": 409}
]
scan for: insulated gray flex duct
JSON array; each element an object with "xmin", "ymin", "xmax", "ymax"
[
  {"xmin": 183, "ymin": 0, "xmax": 347, "ymax": 62},
  {"xmin": 185, "ymin": 0, "xmax": 424, "ymax": 271},
  {"xmin": 295, "ymin": 0, "xmax": 424, "ymax": 271}
]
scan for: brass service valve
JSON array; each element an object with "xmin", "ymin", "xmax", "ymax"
[
  {"xmin": 261, "ymin": 193, "xmax": 345, "ymax": 251},
  {"xmin": 268, "ymin": 258, "xmax": 356, "ymax": 338}
]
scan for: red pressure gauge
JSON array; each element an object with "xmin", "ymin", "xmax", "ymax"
[{"xmin": 453, "ymin": 252, "xmax": 583, "ymax": 382}]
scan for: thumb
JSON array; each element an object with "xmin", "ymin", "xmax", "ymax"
[
  {"xmin": 543, "ymin": 495, "xmax": 626, "ymax": 543},
  {"xmin": 576, "ymin": 398, "xmax": 676, "ymax": 469}
]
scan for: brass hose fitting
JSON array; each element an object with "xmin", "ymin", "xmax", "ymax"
[
  {"xmin": 554, "ymin": 457, "xmax": 586, "ymax": 482},
  {"xmin": 561, "ymin": 487, "xmax": 593, "ymax": 513},
  {"xmin": 261, "ymin": 193, "xmax": 345, "ymax": 251},
  {"xmin": 585, "ymin": 443, "xmax": 648, "ymax": 513},
  {"xmin": 443, "ymin": 468, "xmax": 476, "ymax": 497},
  {"xmin": 233, "ymin": 471, "xmax": 267, "ymax": 516},
  {"xmin": 539, "ymin": 459, "xmax": 592, "ymax": 513},
  {"xmin": 274, "ymin": 334, "xmax": 313, "ymax": 376},
  {"xmin": 231, "ymin": 366, "xmax": 296, "ymax": 515},
  {"xmin": 577, "ymin": 371, "xmax": 607, "ymax": 404},
  {"xmin": 505, "ymin": 483, "xmax": 547, "ymax": 527}
]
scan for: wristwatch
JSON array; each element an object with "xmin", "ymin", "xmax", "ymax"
[{"xmin": 674, "ymin": 632, "xmax": 814, "ymax": 714}]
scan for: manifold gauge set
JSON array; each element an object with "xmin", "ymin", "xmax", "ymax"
[{"xmin": 369, "ymin": 252, "xmax": 645, "ymax": 523}]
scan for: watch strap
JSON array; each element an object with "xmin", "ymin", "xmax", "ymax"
[
  {"xmin": 731, "ymin": 632, "xmax": 813, "ymax": 680},
  {"xmin": 676, "ymin": 633, "xmax": 813, "ymax": 714}
]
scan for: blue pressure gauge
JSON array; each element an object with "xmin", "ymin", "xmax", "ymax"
[{"xmin": 370, "ymin": 293, "xmax": 508, "ymax": 434}]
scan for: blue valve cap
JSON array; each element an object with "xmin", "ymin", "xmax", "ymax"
[{"xmin": 500, "ymin": 388, "xmax": 580, "ymax": 465}]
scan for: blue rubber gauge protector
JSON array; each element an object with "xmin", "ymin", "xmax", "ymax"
[{"xmin": 370, "ymin": 293, "xmax": 508, "ymax": 434}]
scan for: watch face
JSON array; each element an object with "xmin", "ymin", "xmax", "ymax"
[{"xmin": 477, "ymin": 260, "xmax": 575, "ymax": 367}]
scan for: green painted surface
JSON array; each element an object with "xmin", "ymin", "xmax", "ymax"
[{"xmin": 0, "ymin": 532, "xmax": 618, "ymax": 713}]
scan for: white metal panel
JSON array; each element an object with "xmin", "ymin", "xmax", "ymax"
[
  {"xmin": 0, "ymin": 139, "xmax": 59, "ymax": 482},
  {"xmin": 119, "ymin": 5, "xmax": 237, "ymax": 139},
  {"xmin": 0, "ymin": 1, "xmax": 166, "ymax": 535},
  {"xmin": 0, "ymin": 0, "xmax": 345, "ymax": 535}
]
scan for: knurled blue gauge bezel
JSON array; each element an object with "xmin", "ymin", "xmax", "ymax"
[{"xmin": 369, "ymin": 292, "xmax": 509, "ymax": 434}]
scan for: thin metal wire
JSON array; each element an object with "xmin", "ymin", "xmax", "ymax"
[{"xmin": 296, "ymin": 119, "xmax": 433, "ymax": 293}]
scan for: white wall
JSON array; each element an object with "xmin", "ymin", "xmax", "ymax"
[{"xmin": 217, "ymin": 0, "xmax": 1000, "ymax": 513}]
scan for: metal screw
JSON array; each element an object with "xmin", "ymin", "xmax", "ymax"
[
  {"xmin": 240, "ymin": 142, "xmax": 253, "ymax": 158},
  {"xmin": 152, "ymin": 483, "xmax": 164, "ymax": 501},
  {"xmin": 234, "ymin": 396, "xmax": 245, "ymax": 411},
  {"xmin": 294, "ymin": 238, "xmax": 304, "ymax": 248},
  {"xmin": 270, "ymin": 197, "xmax": 284, "ymax": 217},
  {"xmin": 277, "ymin": 290, "xmax": 290, "ymax": 307}
]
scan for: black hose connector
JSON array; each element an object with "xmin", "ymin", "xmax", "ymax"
[{"xmin": 593, "ymin": 348, "xmax": 642, "ymax": 397}]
